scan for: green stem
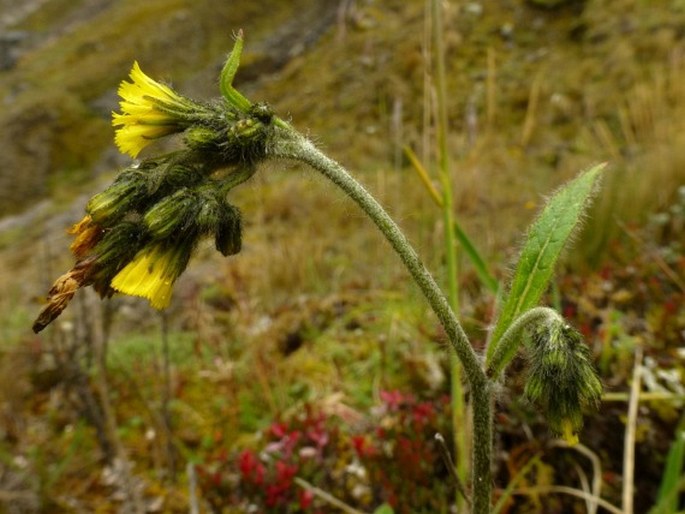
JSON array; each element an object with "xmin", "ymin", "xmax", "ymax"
[
  {"xmin": 431, "ymin": 0, "xmax": 467, "ymax": 502},
  {"xmin": 431, "ymin": 0, "xmax": 457, "ymax": 316},
  {"xmin": 487, "ymin": 306, "xmax": 563, "ymax": 380},
  {"xmin": 268, "ymin": 126, "xmax": 492, "ymax": 512},
  {"xmin": 472, "ymin": 381, "xmax": 493, "ymax": 513}
]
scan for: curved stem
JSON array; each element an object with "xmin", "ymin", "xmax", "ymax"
[
  {"xmin": 268, "ymin": 126, "xmax": 493, "ymax": 512},
  {"xmin": 270, "ymin": 128, "xmax": 482, "ymax": 382},
  {"xmin": 487, "ymin": 306, "xmax": 563, "ymax": 380}
]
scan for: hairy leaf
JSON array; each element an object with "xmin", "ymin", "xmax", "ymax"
[
  {"xmin": 653, "ymin": 423, "xmax": 685, "ymax": 514},
  {"xmin": 486, "ymin": 163, "xmax": 605, "ymax": 366}
]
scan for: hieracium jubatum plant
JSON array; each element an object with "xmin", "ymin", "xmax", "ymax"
[{"xmin": 33, "ymin": 33, "xmax": 604, "ymax": 513}]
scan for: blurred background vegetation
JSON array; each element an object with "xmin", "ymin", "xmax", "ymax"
[{"xmin": 0, "ymin": 0, "xmax": 683, "ymax": 512}]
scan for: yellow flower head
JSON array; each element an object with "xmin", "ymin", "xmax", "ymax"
[
  {"xmin": 110, "ymin": 243, "xmax": 191, "ymax": 309},
  {"xmin": 112, "ymin": 61, "xmax": 198, "ymax": 158}
]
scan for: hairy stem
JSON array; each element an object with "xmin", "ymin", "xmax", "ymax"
[
  {"xmin": 487, "ymin": 306, "xmax": 563, "ymax": 379},
  {"xmin": 268, "ymin": 126, "xmax": 492, "ymax": 512},
  {"xmin": 472, "ymin": 380, "xmax": 493, "ymax": 513}
]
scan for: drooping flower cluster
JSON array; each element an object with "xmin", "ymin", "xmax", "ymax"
[{"xmin": 33, "ymin": 35, "xmax": 273, "ymax": 332}]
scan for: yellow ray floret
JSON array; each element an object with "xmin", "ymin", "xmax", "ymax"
[
  {"xmin": 113, "ymin": 120, "xmax": 179, "ymax": 159},
  {"xmin": 561, "ymin": 419, "xmax": 579, "ymax": 446},
  {"xmin": 111, "ymin": 245, "xmax": 186, "ymax": 309},
  {"xmin": 121, "ymin": 62, "xmax": 181, "ymax": 105},
  {"xmin": 111, "ymin": 61, "xmax": 193, "ymax": 157}
]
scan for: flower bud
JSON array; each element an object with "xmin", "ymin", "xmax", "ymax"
[
  {"xmin": 524, "ymin": 321, "xmax": 602, "ymax": 444},
  {"xmin": 184, "ymin": 126, "xmax": 224, "ymax": 153},
  {"xmin": 225, "ymin": 116, "xmax": 270, "ymax": 163},
  {"xmin": 143, "ymin": 188, "xmax": 201, "ymax": 240},
  {"xmin": 189, "ymin": 187, "xmax": 243, "ymax": 256},
  {"xmin": 89, "ymin": 221, "xmax": 147, "ymax": 294},
  {"xmin": 94, "ymin": 222, "xmax": 146, "ymax": 264},
  {"xmin": 87, "ymin": 168, "xmax": 149, "ymax": 224},
  {"xmin": 214, "ymin": 201, "xmax": 242, "ymax": 256},
  {"xmin": 230, "ymin": 118, "xmax": 262, "ymax": 141},
  {"xmin": 194, "ymin": 189, "xmax": 221, "ymax": 232},
  {"xmin": 157, "ymin": 163, "xmax": 206, "ymax": 193}
]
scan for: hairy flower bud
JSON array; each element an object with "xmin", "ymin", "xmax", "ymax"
[
  {"xmin": 155, "ymin": 162, "xmax": 208, "ymax": 194},
  {"xmin": 214, "ymin": 201, "xmax": 242, "ymax": 256},
  {"xmin": 184, "ymin": 126, "xmax": 225, "ymax": 153},
  {"xmin": 223, "ymin": 109, "xmax": 273, "ymax": 163},
  {"xmin": 143, "ymin": 188, "xmax": 201, "ymax": 240},
  {"xmin": 89, "ymin": 221, "xmax": 147, "ymax": 292},
  {"xmin": 524, "ymin": 321, "xmax": 602, "ymax": 444},
  {"xmin": 87, "ymin": 168, "xmax": 149, "ymax": 224}
]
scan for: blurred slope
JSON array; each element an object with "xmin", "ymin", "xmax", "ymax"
[
  {"xmin": 1, "ymin": 0, "xmax": 685, "ymax": 330},
  {"xmin": 2, "ymin": 0, "xmax": 685, "ymax": 219},
  {"xmin": 0, "ymin": 0, "xmax": 338, "ymax": 217}
]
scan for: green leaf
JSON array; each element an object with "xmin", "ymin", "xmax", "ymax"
[
  {"xmin": 403, "ymin": 145, "xmax": 499, "ymax": 293},
  {"xmin": 652, "ymin": 424, "xmax": 685, "ymax": 514},
  {"xmin": 454, "ymin": 220, "xmax": 499, "ymax": 293},
  {"xmin": 372, "ymin": 504, "xmax": 395, "ymax": 514},
  {"xmin": 491, "ymin": 453, "xmax": 542, "ymax": 514},
  {"xmin": 485, "ymin": 163, "xmax": 605, "ymax": 369},
  {"xmin": 219, "ymin": 30, "xmax": 252, "ymax": 111}
]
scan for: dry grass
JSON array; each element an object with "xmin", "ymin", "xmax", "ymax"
[
  {"xmin": 0, "ymin": 3, "xmax": 684, "ymax": 510},
  {"xmin": 575, "ymin": 43, "xmax": 685, "ymax": 264}
]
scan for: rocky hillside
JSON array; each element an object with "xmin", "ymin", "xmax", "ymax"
[
  {"xmin": 2, "ymin": 0, "xmax": 684, "ymax": 220},
  {"xmin": 3, "ymin": 0, "xmax": 685, "ymax": 342},
  {"xmin": 0, "ymin": 0, "xmax": 340, "ymax": 217}
]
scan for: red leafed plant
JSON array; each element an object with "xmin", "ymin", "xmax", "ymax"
[{"xmin": 197, "ymin": 392, "xmax": 454, "ymax": 513}]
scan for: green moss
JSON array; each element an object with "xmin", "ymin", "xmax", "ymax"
[
  {"xmin": 0, "ymin": 304, "xmax": 33, "ymax": 347},
  {"xmin": 14, "ymin": 0, "xmax": 91, "ymax": 32},
  {"xmin": 108, "ymin": 330, "xmax": 197, "ymax": 368}
]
